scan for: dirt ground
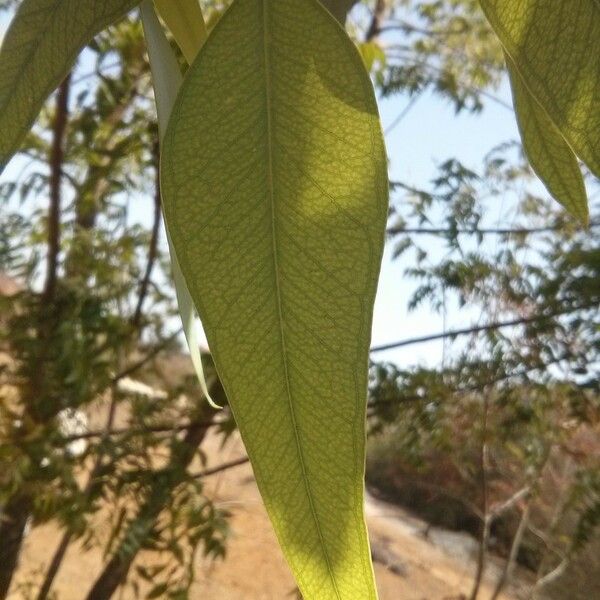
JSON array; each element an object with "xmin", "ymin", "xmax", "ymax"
[{"xmin": 11, "ymin": 430, "xmax": 522, "ymax": 600}]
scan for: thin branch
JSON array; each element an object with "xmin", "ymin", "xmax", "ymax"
[
  {"xmin": 58, "ymin": 419, "xmax": 220, "ymax": 444},
  {"xmin": 384, "ymin": 95, "xmax": 421, "ymax": 135},
  {"xmin": 132, "ymin": 141, "xmax": 162, "ymax": 328},
  {"xmin": 192, "ymin": 456, "xmax": 250, "ymax": 479},
  {"xmin": 490, "ymin": 486, "xmax": 530, "ymax": 518},
  {"xmin": 469, "ymin": 391, "xmax": 491, "ymax": 600},
  {"xmin": 370, "ymin": 308, "xmax": 580, "ymax": 354},
  {"xmin": 43, "ymin": 73, "xmax": 71, "ymax": 302},
  {"xmin": 378, "ymin": 20, "xmax": 470, "ymax": 38},
  {"xmin": 532, "ymin": 557, "xmax": 570, "ymax": 597},
  {"xmin": 491, "ymin": 502, "xmax": 531, "ymax": 600}
]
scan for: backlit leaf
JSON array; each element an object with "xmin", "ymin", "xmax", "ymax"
[
  {"xmin": 479, "ymin": 0, "xmax": 600, "ymax": 179},
  {"xmin": 140, "ymin": 0, "xmax": 218, "ymax": 408},
  {"xmin": 161, "ymin": 0, "xmax": 388, "ymax": 597},
  {"xmin": 506, "ymin": 53, "xmax": 589, "ymax": 225},
  {"xmin": 0, "ymin": 0, "xmax": 140, "ymax": 173},
  {"xmin": 154, "ymin": 0, "xmax": 207, "ymax": 64}
]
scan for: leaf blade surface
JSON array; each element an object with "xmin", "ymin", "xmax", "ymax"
[
  {"xmin": 154, "ymin": 0, "xmax": 207, "ymax": 63},
  {"xmin": 479, "ymin": 0, "xmax": 600, "ymax": 178},
  {"xmin": 0, "ymin": 0, "xmax": 140, "ymax": 172},
  {"xmin": 506, "ymin": 54, "xmax": 589, "ymax": 224},
  {"xmin": 161, "ymin": 0, "xmax": 388, "ymax": 597}
]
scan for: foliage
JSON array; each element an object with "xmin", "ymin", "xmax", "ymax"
[
  {"xmin": 479, "ymin": 0, "xmax": 599, "ymax": 221},
  {"xmin": 368, "ymin": 144, "xmax": 600, "ymax": 596},
  {"xmin": 0, "ymin": 16, "xmax": 233, "ymax": 600}
]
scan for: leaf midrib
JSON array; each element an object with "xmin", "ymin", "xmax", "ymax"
[{"xmin": 260, "ymin": 1, "xmax": 341, "ymax": 596}]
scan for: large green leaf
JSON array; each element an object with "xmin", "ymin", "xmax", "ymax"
[
  {"xmin": 140, "ymin": 0, "xmax": 218, "ymax": 408},
  {"xmin": 479, "ymin": 0, "xmax": 600, "ymax": 178},
  {"xmin": 161, "ymin": 0, "xmax": 387, "ymax": 597},
  {"xmin": 0, "ymin": 0, "xmax": 140, "ymax": 173},
  {"xmin": 506, "ymin": 54, "xmax": 589, "ymax": 224}
]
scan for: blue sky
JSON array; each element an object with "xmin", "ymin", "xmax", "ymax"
[
  {"xmin": 371, "ymin": 85, "xmax": 519, "ymax": 366},
  {"xmin": 0, "ymin": 9, "xmax": 522, "ymax": 370}
]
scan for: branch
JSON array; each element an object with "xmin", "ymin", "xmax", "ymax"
[
  {"xmin": 370, "ymin": 308, "xmax": 579, "ymax": 353},
  {"xmin": 43, "ymin": 73, "xmax": 71, "ymax": 302},
  {"xmin": 365, "ymin": 0, "xmax": 388, "ymax": 41},
  {"xmin": 387, "ymin": 221, "xmax": 600, "ymax": 236},
  {"xmin": 58, "ymin": 419, "xmax": 220, "ymax": 444},
  {"xmin": 109, "ymin": 329, "xmax": 181, "ymax": 385},
  {"xmin": 491, "ymin": 502, "xmax": 531, "ymax": 600},
  {"xmin": 490, "ymin": 486, "xmax": 530, "ymax": 518},
  {"xmin": 132, "ymin": 141, "xmax": 162, "ymax": 328},
  {"xmin": 192, "ymin": 456, "xmax": 250, "ymax": 479}
]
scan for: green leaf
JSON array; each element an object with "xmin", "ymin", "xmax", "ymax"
[
  {"xmin": 0, "ymin": 0, "xmax": 140, "ymax": 173},
  {"xmin": 505, "ymin": 54, "xmax": 589, "ymax": 225},
  {"xmin": 479, "ymin": 0, "xmax": 600, "ymax": 178},
  {"xmin": 140, "ymin": 0, "xmax": 219, "ymax": 408},
  {"xmin": 358, "ymin": 41, "xmax": 387, "ymax": 73},
  {"xmin": 154, "ymin": 0, "xmax": 207, "ymax": 64},
  {"xmin": 161, "ymin": 0, "xmax": 387, "ymax": 597}
]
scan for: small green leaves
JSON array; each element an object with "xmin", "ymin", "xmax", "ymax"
[
  {"xmin": 161, "ymin": 0, "xmax": 387, "ymax": 597},
  {"xmin": 479, "ymin": 0, "xmax": 600, "ymax": 223},
  {"xmin": 506, "ymin": 55, "xmax": 589, "ymax": 225},
  {"xmin": 0, "ymin": 0, "xmax": 140, "ymax": 173}
]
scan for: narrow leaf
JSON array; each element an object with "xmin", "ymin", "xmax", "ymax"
[
  {"xmin": 0, "ymin": 0, "xmax": 140, "ymax": 172},
  {"xmin": 154, "ymin": 0, "xmax": 207, "ymax": 64},
  {"xmin": 506, "ymin": 53, "xmax": 589, "ymax": 225},
  {"xmin": 479, "ymin": 0, "xmax": 600, "ymax": 178},
  {"xmin": 140, "ymin": 0, "xmax": 219, "ymax": 408},
  {"xmin": 161, "ymin": 0, "xmax": 387, "ymax": 597}
]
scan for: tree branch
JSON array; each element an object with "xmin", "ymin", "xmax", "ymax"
[
  {"xmin": 132, "ymin": 141, "xmax": 162, "ymax": 328},
  {"xmin": 43, "ymin": 73, "xmax": 71, "ymax": 303},
  {"xmin": 192, "ymin": 456, "xmax": 250, "ymax": 479},
  {"xmin": 387, "ymin": 221, "xmax": 600, "ymax": 237},
  {"xmin": 370, "ymin": 307, "xmax": 584, "ymax": 354},
  {"xmin": 365, "ymin": 0, "xmax": 388, "ymax": 41}
]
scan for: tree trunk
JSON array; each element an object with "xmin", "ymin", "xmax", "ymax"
[{"xmin": 0, "ymin": 495, "xmax": 33, "ymax": 599}]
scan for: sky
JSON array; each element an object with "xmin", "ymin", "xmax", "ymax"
[
  {"xmin": 371, "ymin": 85, "xmax": 519, "ymax": 367},
  {"xmin": 0, "ymin": 7, "xmax": 522, "ymax": 371}
]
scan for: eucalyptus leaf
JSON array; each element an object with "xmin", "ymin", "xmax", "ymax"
[
  {"xmin": 506, "ymin": 54, "xmax": 589, "ymax": 225},
  {"xmin": 479, "ymin": 0, "xmax": 600, "ymax": 178},
  {"xmin": 161, "ymin": 0, "xmax": 388, "ymax": 597},
  {"xmin": 154, "ymin": 0, "xmax": 207, "ymax": 64},
  {"xmin": 0, "ymin": 0, "xmax": 140, "ymax": 172},
  {"xmin": 141, "ymin": 0, "xmax": 219, "ymax": 408}
]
